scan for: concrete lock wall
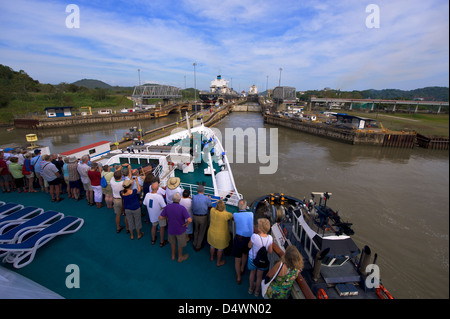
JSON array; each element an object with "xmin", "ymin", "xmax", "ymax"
[
  {"xmin": 232, "ymin": 104, "xmax": 261, "ymax": 112},
  {"xmin": 264, "ymin": 115, "xmax": 415, "ymax": 148}
]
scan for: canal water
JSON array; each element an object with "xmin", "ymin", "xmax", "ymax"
[
  {"xmin": 1, "ymin": 112, "xmax": 448, "ymax": 299},
  {"xmin": 0, "ymin": 113, "xmax": 183, "ymax": 152}
]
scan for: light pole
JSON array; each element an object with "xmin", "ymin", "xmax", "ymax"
[
  {"xmin": 193, "ymin": 62, "xmax": 197, "ymax": 113},
  {"xmin": 137, "ymin": 69, "xmax": 141, "ymax": 86},
  {"xmin": 278, "ymin": 68, "xmax": 282, "ymax": 87}
]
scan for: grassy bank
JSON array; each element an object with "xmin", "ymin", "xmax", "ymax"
[
  {"xmin": 346, "ymin": 111, "xmax": 449, "ymax": 137},
  {"xmin": 3, "ymin": 93, "xmax": 448, "ymax": 138},
  {"xmin": 0, "ymin": 92, "xmax": 161, "ymax": 124}
]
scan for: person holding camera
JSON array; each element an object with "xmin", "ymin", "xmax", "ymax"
[
  {"xmin": 121, "ymin": 176, "xmax": 144, "ymax": 240},
  {"xmin": 88, "ymin": 162, "xmax": 103, "ymax": 208}
]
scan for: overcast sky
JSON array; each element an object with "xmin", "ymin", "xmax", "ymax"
[{"xmin": 0, "ymin": 0, "xmax": 448, "ymax": 91}]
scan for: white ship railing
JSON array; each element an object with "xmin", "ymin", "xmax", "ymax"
[{"xmin": 180, "ymin": 182, "xmax": 242, "ymax": 207}]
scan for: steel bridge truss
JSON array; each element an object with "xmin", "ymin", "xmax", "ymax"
[{"xmin": 132, "ymin": 85, "xmax": 182, "ymax": 100}]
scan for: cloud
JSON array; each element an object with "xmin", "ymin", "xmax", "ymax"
[{"xmin": 0, "ymin": 0, "xmax": 448, "ymax": 90}]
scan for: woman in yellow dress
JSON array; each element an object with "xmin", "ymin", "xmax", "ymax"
[{"xmin": 207, "ymin": 200, "xmax": 233, "ymax": 267}]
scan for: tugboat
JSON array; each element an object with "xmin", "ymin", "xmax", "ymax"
[
  {"xmin": 251, "ymin": 192, "xmax": 394, "ymax": 299},
  {"xmin": 122, "ymin": 126, "xmax": 142, "ymax": 142}
]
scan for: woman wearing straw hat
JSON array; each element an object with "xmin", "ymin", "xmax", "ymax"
[{"xmin": 166, "ymin": 177, "xmax": 183, "ymax": 205}]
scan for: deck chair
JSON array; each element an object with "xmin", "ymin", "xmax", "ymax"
[
  {"xmin": 0, "ymin": 216, "xmax": 84, "ymax": 268},
  {"xmin": 0, "ymin": 203, "xmax": 24, "ymax": 218},
  {"xmin": 0, "ymin": 211, "xmax": 64, "ymax": 245},
  {"xmin": 0, "ymin": 207, "xmax": 44, "ymax": 233}
]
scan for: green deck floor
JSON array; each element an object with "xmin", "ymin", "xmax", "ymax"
[{"xmin": 0, "ymin": 190, "xmax": 253, "ymax": 299}]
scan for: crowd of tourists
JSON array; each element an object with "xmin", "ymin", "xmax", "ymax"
[{"xmin": 0, "ymin": 147, "xmax": 303, "ymax": 299}]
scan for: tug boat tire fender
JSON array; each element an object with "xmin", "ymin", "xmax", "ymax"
[
  {"xmin": 317, "ymin": 289, "xmax": 328, "ymax": 299},
  {"xmin": 376, "ymin": 284, "xmax": 394, "ymax": 299}
]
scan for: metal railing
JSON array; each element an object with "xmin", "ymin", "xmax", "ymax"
[{"xmin": 179, "ymin": 182, "xmax": 242, "ymax": 207}]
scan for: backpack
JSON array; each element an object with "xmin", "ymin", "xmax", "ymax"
[
  {"xmin": 22, "ymin": 164, "xmax": 31, "ymax": 175},
  {"xmin": 100, "ymin": 175, "xmax": 108, "ymax": 188},
  {"xmin": 253, "ymin": 235, "xmax": 269, "ymax": 268}
]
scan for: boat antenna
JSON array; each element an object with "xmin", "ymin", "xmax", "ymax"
[
  {"xmin": 114, "ymin": 134, "xmax": 119, "ymax": 150},
  {"xmin": 186, "ymin": 111, "xmax": 191, "ymax": 137},
  {"xmin": 138, "ymin": 122, "xmax": 142, "ymax": 143}
]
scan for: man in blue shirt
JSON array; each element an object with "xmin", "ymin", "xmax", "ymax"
[
  {"xmin": 232, "ymin": 199, "xmax": 254, "ymax": 284},
  {"xmin": 191, "ymin": 185, "xmax": 211, "ymax": 251}
]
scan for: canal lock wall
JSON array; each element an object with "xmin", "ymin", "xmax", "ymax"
[{"xmin": 264, "ymin": 115, "xmax": 417, "ymax": 148}]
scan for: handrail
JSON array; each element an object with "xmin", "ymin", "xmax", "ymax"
[{"xmin": 179, "ymin": 182, "xmax": 241, "ymax": 207}]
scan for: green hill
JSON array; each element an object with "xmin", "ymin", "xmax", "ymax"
[
  {"xmin": 361, "ymin": 87, "xmax": 449, "ymax": 101},
  {"xmin": 298, "ymin": 86, "xmax": 449, "ymax": 101},
  {"xmin": 72, "ymin": 79, "xmax": 112, "ymax": 89}
]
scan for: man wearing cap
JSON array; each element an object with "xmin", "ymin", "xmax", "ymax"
[
  {"xmin": 191, "ymin": 184, "xmax": 212, "ymax": 251},
  {"xmin": 166, "ymin": 177, "xmax": 183, "ymax": 205},
  {"xmin": 3, "ymin": 148, "xmax": 14, "ymax": 161},
  {"xmin": 40, "ymin": 154, "xmax": 63, "ymax": 202},
  {"xmin": 30, "ymin": 149, "xmax": 45, "ymax": 192}
]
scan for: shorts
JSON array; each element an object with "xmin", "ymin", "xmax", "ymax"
[
  {"xmin": 113, "ymin": 198, "xmax": 123, "ymax": 215},
  {"xmin": 25, "ymin": 172, "xmax": 34, "ymax": 179},
  {"xmin": 69, "ymin": 180, "xmax": 81, "ymax": 189},
  {"xmin": 247, "ymin": 256, "xmax": 269, "ymax": 271},
  {"xmin": 14, "ymin": 178, "xmax": 24, "ymax": 188},
  {"xmin": 152, "ymin": 218, "xmax": 167, "ymax": 227},
  {"xmin": 168, "ymin": 233, "xmax": 187, "ymax": 248},
  {"xmin": 0, "ymin": 174, "xmax": 12, "ymax": 183},
  {"xmin": 35, "ymin": 172, "xmax": 48, "ymax": 188},
  {"xmin": 102, "ymin": 185, "xmax": 113, "ymax": 196},
  {"xmin": 82, "ymin": 182, "xmax": 92, "ymax": 191},
  {"xmin": 232, "ymin": 234, "xmax": 250, "ymax": 258},
  {"xmin": 125, "ymin": 208, "xmax": 142, "ymax": 231},
  {"xmin": 48, "ymin": 179, "xmax": 61, "ymax": 186}
]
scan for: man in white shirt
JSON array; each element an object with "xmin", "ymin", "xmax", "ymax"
[
  {"xmin": 143, "ymin": 182, "xmax": 167, "ymax": 246},
  {"xmin": 77, "ymin": 155, "xmax": 93, "ymax": 205}
]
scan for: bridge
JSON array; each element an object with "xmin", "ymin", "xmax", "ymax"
[
  {"xmin": 311, "ymin": 97, "xmax": 449, "ymax": 113},
  {"xmin": 132, "ymin": 85, "xmax": 182, "ymax": 106}
]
